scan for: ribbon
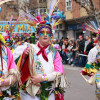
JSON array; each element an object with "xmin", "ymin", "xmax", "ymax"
[{"xmin": 45, "ymin": 86, "xmax": 55, "ymax": 95}]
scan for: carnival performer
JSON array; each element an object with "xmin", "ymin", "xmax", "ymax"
[
  {"xmin": 17, "ymin": 21, "xmax": 68, "ymax": 100},
  {"xmin": 0, "ymin": 34, "xmax": 20, "ymax": 100},
  {"xmin": 80, "ymin": 28, "xmax": 100, "ymax": 100}
]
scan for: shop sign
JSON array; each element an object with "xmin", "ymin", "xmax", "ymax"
[{"xmin": 0, "ymin": 21, "xmax": 35, "ymax": 33}]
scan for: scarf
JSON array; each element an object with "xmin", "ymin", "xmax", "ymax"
[{"xmin": 37, "ymin": 43, "xmax": 48, "ymax": 62}]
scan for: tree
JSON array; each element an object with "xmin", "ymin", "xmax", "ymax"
[{"xmin": 73, "ymin": 0, "xmax": 100, "ymax": 27}]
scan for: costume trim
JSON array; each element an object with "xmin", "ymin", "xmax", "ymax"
[
  {"xmin": 8, "ymin": 69, "xmax": 20, "ymax": 82},
  {"xmin": 54, "ymin": 73, "xmax": 70, "ymax": 89},
  {"xmin": 26, "ymin": 48, "xmax": 40, "ymax": 97}
]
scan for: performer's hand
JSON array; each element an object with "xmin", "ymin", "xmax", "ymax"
[
  {"xmin": 25, "ymin": 47, "xmax": 30, "ymax": 56},
  {"xmin": 30, "ymin": 74, "xmax": 43, "ymax": 85}
]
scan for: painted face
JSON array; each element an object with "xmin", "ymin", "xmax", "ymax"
[
  {"xmin": 38, "ymin": 28, "xmax": 51, "ymax": 46},
  {"xmin": 38, "ymin": 28, "xmax": 51, "ymax": 37}
]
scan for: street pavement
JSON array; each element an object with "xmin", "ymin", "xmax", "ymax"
[{"xmin": 63, "ymin": 65, "xmax": 96, "ymax": 100}]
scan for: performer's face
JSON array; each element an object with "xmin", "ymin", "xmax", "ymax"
[
  {"xmin": 98, "ymin": 40, "xmax": 100, "ymax": 46},
  {"xmin": 38, "ymin": 28, "xmax": 51, "ymax": 46}
]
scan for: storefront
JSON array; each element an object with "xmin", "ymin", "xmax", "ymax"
[
  {"xmin": 66, "ymin": 23, "xmax": 82, "ymax": 39},
  {"xmin": 66, "ymin": 23, "xmax": 91, "ymax": 39}
]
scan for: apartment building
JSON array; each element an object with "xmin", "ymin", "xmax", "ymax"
[
  {"xmin": 28, "ymin": 0, "xmax": 47, "ymax": 16},
  {"xmin": 58, "ymin": 0, "xmax": 100, "ymax": 39},
  {"xmin": 0, "ymin": 0, "xmax": 18, "ymax": 21}
]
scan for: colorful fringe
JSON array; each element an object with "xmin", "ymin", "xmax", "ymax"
[{"xmin": 81, "ymin": 64, "xmax": 98, "ymax": 76}]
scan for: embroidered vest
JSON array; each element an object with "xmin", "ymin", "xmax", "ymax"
[{"xmin": 31, "ymin": 44, "xmax": 57, "ymax": 74}]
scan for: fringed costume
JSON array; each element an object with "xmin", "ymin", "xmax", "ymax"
[
  {"xmin": 16, "ymin": 8, "xmax": 68, "ymax": 100},
  {"xmin": 0, "ymin": 34, "xmax": 20, "ymax": 100},
  {"xmin": 81, "ymin": 26, "xmax": 100, "ymax": 100},
  {"xmin": 17, "ymin": 43, "xmax": 68, "ymax": 100}
]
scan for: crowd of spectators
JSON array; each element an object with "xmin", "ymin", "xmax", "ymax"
[
  {"xmin": 53, "ymin": 35, "xmax": 97, "ymax": 67},
  {"xmin": 6, "ymin": 33, "xmax": 97, "ymax": 67}
]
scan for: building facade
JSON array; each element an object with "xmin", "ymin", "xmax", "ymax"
[
  {"xmin": 58, "ymin": 0, "xmax": 100, "ymax": 39},
  {"xmin": 0, "ymin": 1, "xmax": 18, "ymax": 21},
  {"xmin": 28, "ymin": 0, "xmax": 47, "ymax": 16}
]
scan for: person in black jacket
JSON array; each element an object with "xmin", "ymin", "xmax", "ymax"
[
  {"xmin": 78, "ymin": 35, "xmax": 85, "ymax": 53},
  {"xmin": 78, "ymin": 35, "xmax": 86, "ymax": 67},
  {"xmin": 86, "ymin": 37, "xmax": 94, "ymax": 55}
]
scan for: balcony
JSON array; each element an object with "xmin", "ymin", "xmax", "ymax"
[
  {"xmin": 5, "ymin": 1, "xmax": 18, "ymax": 5},
  {"xmin": 33, "ymin": 2, "xmax": 47, "ymax": 8}
]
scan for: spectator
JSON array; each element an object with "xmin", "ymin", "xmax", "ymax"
[
  {"xmin": 84, "ymin": 35, "xmax": 89, "ymax": 53},
  {"xmin": 86, "ymin": 37, "xmax": 94, "ymax": 55},
  {"xmin": 67, "ymin": 40, "xmax": 73, "ymax": 64},
  {"xmin": 93, "ymin": 36, "xmax": 98, "ymax": 46},
  {"xmin": 72, "ymin": 40, "xmax": 79, "ymax": 66},
  {"xmin": 62, "ymin": 40, "xmax": 68, "ymax": 64},
  {"xmin": 78, "ymin": 35, "xmax": 86, "ymax": 67},
  {"xmin": 78, "ymin": 35, "xmax": 85, "ymax": 53}
]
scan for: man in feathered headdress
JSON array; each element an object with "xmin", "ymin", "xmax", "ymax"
[
  {"xmin": 16, "ymin": 20, "xmax": 68, "ymax": 100},
  {"xmin": 0, "ymin": 34, "xmax": 20, "ymax": 99}
]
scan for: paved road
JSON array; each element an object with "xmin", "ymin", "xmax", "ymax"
[{"xmin": 63, "ymin": 65, "xmax": 96, "ymax": 100}]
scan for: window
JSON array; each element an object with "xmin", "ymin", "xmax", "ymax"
[
  {"xmin": 44, "ymin": 9, "xmax": 46, "ymax": 13},
  {"xmin": 39, "ymin": 0, "xmax": 42, "ymax": 3},
  {"xmin": 56, "ymin": 25, "xmax": 58, "ymax": 29},
  {"xmin": 59, "ymin": 24, "xmax": 62, "ymax": 29},
  {"xmin": 39, "ymin": 0, "xmax": 46, "ymax": 3},
  {"xmin": 14, "ymin": 7, "xmax": 18, "ymax": 12},
  {"xmin": 9, "ymin": 5, "xmax": 14, "ymax": 8},
  {"xmin": 65, "ymin": 0, "xmax": 72, "ymax": 11},
  {"xmin": 26, "ymin": 0, "xmax": 29, "ymax": 3},
  {"xmin": 43, "ymin": 0, "xmax": 46, "ymax": 2},
  {"xmin": 35, "ymin": 8, "xmax": 47, "ymax": 15},
  {"xmin": 81, "ymin": 0, "xmax": 90, "ymax": 6},
  {"xmin": 40, "ymin": 8, "xmax": 47, "ymax": 14}
]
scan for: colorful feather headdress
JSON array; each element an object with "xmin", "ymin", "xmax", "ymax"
[
  {"xmin": 4, "ymin": 16, "xmax": 20, "ymax": 42},
  {"xmin": 84, "ymin": 21, "xmax": 100, "ymax": 37},
  {"xmin": 22, "ymin": 0, "xmax": 65, "ymax": 35}
]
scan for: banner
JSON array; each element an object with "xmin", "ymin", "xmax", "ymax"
[{"xmin": 0, "ymin": 21, "xmax": 35, "ymax": 33}]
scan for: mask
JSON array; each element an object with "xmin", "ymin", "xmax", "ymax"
[
  {"xmin": 38, "ymin": 28, "xmax": 51, "ymax": 37},
  {"xmin": 39, "ymin": 33, "xmax": 51, "ymax": 37}
]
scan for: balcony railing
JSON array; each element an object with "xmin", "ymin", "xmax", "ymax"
[{"xmin": 5, "ymin": 1, "xmax": 18, "ymax": 5}]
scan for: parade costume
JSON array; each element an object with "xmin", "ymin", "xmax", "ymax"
[
  {"xmin": 16, "ymin": 20, "xmax": 69, "ymax": 100},
  {"xmin": 80, "ymin": 24, "xmax": 100, "ymax": 99},
  {"xmin": 81, "ymin": 28, "xmax": 100, "ymax": 76},
  {"xmin": 0, "ymin": 34, "xmax": 20, "ymax": 100}
]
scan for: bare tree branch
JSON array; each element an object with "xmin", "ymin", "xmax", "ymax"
[
  {"xmin": 73, "ymin": 0, "xmax": 100, "ymax": 26},
  {"xmin": 73, "ymin": 0, "xmax": 95, "ymax": 16}
]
